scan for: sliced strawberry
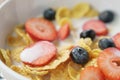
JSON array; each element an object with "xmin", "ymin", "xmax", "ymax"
[
  {"xmin": 113, "ymin": 33, "xmax": 120, "ymax": 50},
  {"xmin": 25, "ymin": 18, "xmax": 57, "ymax": 41},
  {"xmin": 58, "ymin": 24, "xmax": 70, "ymax": 40},
  {"xmin": 80, "ymin": 66, "xmax": 105, "ymax": 80},
  {"xmin": 20, "ymin": 41, "xmax": 57, "ymax": 67},
  {"xmin": 98, "ymin": 48, "xmax": 120, "ymax": 80},
  {"xmin": 28, "ymin": 33, "xmax": 40, "ymax": 42},
  {"xmin": 83, "ymin": 20, "xmax": 108, "ymax": 36}
]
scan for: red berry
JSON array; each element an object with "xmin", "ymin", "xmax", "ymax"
[
  {"xmin": 80, "ymin": 66, "xmax": 105, "ymax": 80},
  {"xmin": 83, "ymin": 20, "xmax": 108, "ymax": 36},
  {"xmin": 20, "ymin": 41, "xmax": 57, "ymax": 67},
  {"xmin": 25, "ymin": 18, "xmax": 57, "ymax": 41},
  {"xmin": 113, "ymin": 33, "xmax": 120, "ymax": 50},
  {"xmin": 58, "ymin": 24, "xmax": 70, "ymax": 40},
  {"xmin": 98, "ymin": 48, "xmax": 120, "ymax": 80}
]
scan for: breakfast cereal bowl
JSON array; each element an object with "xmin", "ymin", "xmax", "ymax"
[{"xmin": 0, "ymin": 0, "xmax": 120, "ymax": 80}]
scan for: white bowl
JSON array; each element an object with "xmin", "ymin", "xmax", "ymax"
[{"xmin": 0, "ymin": 0, "xmax": 120, "ymax": 80}]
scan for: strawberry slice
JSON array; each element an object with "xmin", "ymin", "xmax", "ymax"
[
  {"xmin": 25, "ymin": 18, "xmax": 57, "ymax": 41},
  {"xmin": 20, "ymin": 41, "xmax": 57, "ymax": 67},
  {"xmin": 83, "ymin": 20, "xmax": 108, "ymax": 36},
  {"xmin": 58, "ymin": 24, "xmax": 70, "ymax": 40},
  {"xmin": 113, "ymin": 33, "xmax": 120, "ymax": 50},
  {"xmin": 98, "ymin": 48, "xmax": 120, "ymax": 80},
  {"xmin": 80, "ymin": 66, "xmax": 105, "ymax": 80}
]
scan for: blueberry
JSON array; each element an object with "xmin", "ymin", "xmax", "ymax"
[
  {"xmin": 80, "ymin": 29, "xmax": 96, "ymax": 40},
  {"xmin": 70, "ymin": 46, "xmax": 89, "ymax": 65},
  {"xmin": 99, "ymin": 10, "xmax": 114, "ymax": 23},
  {"xmin": 98, "ymin": 38, "xmax": 115, "ymax": 50},
  {"xmin": 44, "ymin": 8, "xmax": 56, "ymax": 20}
]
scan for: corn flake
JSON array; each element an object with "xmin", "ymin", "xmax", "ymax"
[
  {"xmin": 23, "ymin": 66, "xmax": 48, "ymax": 76},
  {"xmin": 77, "ymin": 38, "xmax": 92, "ymax": 53},
  {"xmin": 11, "ymin": 46, "xmax": 25, "ymax": 62},
  {"xmin": 85, "ymin": 9, "xmax": 99, "ymax": 17},
  {"xmin": 0, "ymin": 51, "xmax": 5, "ymax": 62},
  {"xmin": 58, "ymin": 17, "xmax": 74, "ymax": 30},
  {"xmin": 68, "ymin": 61, "xmax": 82, "ymax": 80},
  {"xmin": 85, "ymin": 58, "xmax": 97, "ymax": 67},
  {"xmin": 50, "ymin": 61, "xmax": 72, "ymax": 80},
  {"xmin": 31, "ymin": 76, "xmax": 43, "ymax": 80},
  {"xmin": 7, "ymin": 25, "xmax": 34, "ymax": 47},
  {"xmin": 71, "ymin": 3, "xmax": 90, "ymax": 18},
  {"xmin": 90, "ymin": 49, "xmax": 102, "ymax": 58},
  {"xmin": 15, "ymin": 27, "xmax": 34, "ymax": 45},
  {"xmin": 10, "ymin": 65, "xmax": 30, "ymax": 78},
  {"xmin": 56, "ymin": 7, "xmax": 71, "ymax": 22},
  {"xmin": 7, "ymin": 35, "xmax": 25, "ymax": 47},
  {"xmin": 0, "ymin": 49, "xmax": 12, "ymax": 66}
]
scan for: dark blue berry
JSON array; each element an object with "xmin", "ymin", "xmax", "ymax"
[
  {"xmin": 98, "ymin": 38, "xmax": 115, "ymax": 50},
  {"xmin": 99, "ymin": 10, "xmax": 114, "ymax": 23},
  {"xmin": 44, "ymin": 8, "xmax": 56, "ymax": 20},
  {"xmin": 70, "ymin": 46, "xmax": 89, "ymax": 65},
  {"xmin": 80, "ymin": 29, "xmax": 96, "ymax": 40}
]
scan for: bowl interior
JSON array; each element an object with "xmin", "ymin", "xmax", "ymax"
[{"xmin": 0, "ymin": 0, "xmax": 120, "ymax": 80}]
